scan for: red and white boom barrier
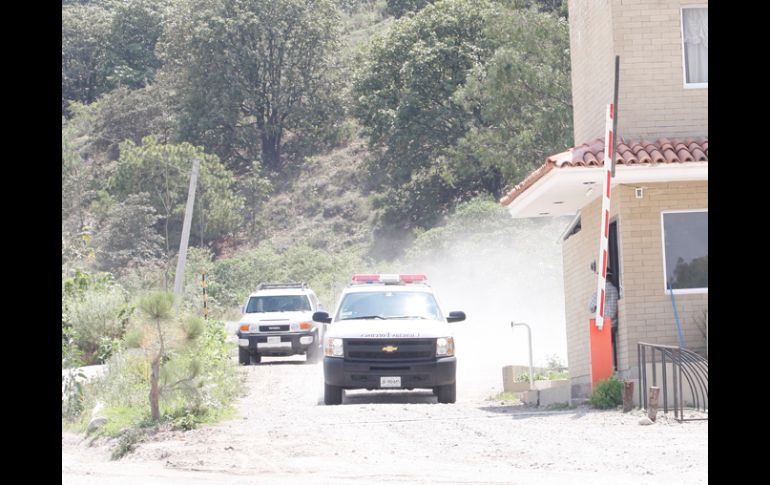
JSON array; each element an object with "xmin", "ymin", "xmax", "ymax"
[{"xmin": 594, "ymin": 103, "xmax": 615, "ymax": 330}]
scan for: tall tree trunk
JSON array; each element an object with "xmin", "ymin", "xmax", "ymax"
[
  {"xmin": 149, "ymin": 356, "xmax": 161, "ymax": 421},
  {"xmin": 261, "ymin": 132, "xmax": 281, "ymax": 170}
]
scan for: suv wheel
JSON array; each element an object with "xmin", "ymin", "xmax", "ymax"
[
  {"xmin": 324, "ymin": 383, "xmax": 343, "ymax": 405},
  {"xmin": 250, "ymin": 353, "xmax": 262, "ymax": 365},
  {"xmin": 306, "ymin": 343, "xmax": 321, "ymax": 364},
  {"xmin": 239, "ymin": 348, "xmax": 250, "ymax": 366},
  {"xmin": 437, "ymin": 382, "xmax": 456, "ymax": 404}
]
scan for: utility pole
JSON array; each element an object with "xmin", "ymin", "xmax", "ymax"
[{"xmin": 173, "ymin": 158, "xmax": 201, "ymax": 304}]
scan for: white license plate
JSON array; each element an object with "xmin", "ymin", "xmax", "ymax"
[
  {"xmin": 380, "ymin": 376, "xmax": 401, "ymax": 388},
  {"xmin": 267, "ymin": 336, "xmax": 281, "ymax": 344}
]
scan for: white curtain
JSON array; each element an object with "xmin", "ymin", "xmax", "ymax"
[{"xmin": 683, "ymin": 8, "xmax": 708, "ymax": 84}]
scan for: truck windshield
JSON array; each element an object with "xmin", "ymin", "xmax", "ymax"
[
  {"xmin": 337, "ymin": 291, "xmax": 443, "ymax": 321},
  {"xmin": 246, "ymin": 295, "xmax": 311, "ymax": 313}
]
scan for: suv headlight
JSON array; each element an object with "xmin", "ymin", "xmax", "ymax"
[
  {"xmin": 325, "ymin": 337, "xmax": 344, "ymax": 357},
  {"xmin": 436, "ymin": 337, "xmax": 455, "ymax": 356}
]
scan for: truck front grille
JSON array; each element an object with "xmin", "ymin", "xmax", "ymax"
[
  {"xmin": 259, "ymin": 325, "xmax": 289, "ymax": 332},
  {"xmin": 344, "ymin": 339, "xmax": 436, "ymax": 362}
]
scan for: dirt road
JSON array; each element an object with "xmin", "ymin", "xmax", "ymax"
[{"xmin": 62, "ymin": 354, "xmax": 707, "ymax": 485}]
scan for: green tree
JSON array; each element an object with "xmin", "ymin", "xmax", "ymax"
[
  {"xmin": 62, "ymin": 103, "xmax": 101, "ymax": 233},
  {"xmin": 158, "ymin": 0, "xmax": 344, "ymax": 171},
  {"xmin": 236, "ymin": 161, "xmax": 273, "ymax": 237},
  {"xmin": 109, "ymin": 136, "xmax": 245, "ymax": 253},
  {"xmin": 94, "ymin": 193, "xmax": 165, "ymax": 272},
  {"xmin": 385, "ymin": 0, "xmax": 434, "ymax": 18},
  {"xmin": 105, "ymin": 0, "xmax": 167, "ymax": 90},
  {"xmin": 89, "ymin": 84, "xmax": 177, "ymax": 161},
  {"xmin": 127, "ymin": 292, "xmax": 204, "ymax": 421},
  {"xmin": 453, "ymin": 6, "xmax": 573, "ymax": 185},
  {"xmin": 354, "ymin": 1, "xmax": 572, "ymax": 254},
  {"xmin": 62, "ymin": 3, "xmax": 113, "ymax": 114},
  {"xmin": 511, "ymin": 0, "xmax": 568, "ymax": 18},
  {"xmin": 352, "ymin": 0, "xmax": 494, "ymax": 249},
  {"xmin": 353, "ymin": 0, "xmax": 492, "ymax": 184}
]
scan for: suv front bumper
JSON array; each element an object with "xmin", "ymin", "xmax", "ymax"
[
  {"xmin": 238, "ymin": 331, "xmax": 317, "ymax": 356},
  {"xmin": 323, "ymin": 356, "xmax": 456, "ymax": 389}
]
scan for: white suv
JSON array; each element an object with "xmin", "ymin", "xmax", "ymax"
[
  {"xmin": 312, "ymin": 274, "xmax": 466, "ymax": 405},
  {"xmin": 236, "ymin": 283, "xmax": 323, "ymax": 365}
]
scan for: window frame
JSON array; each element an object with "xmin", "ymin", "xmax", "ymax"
[
  {"xmin": 680, "ymin": 5, "xmax": 708, "ymax": 89},
  {"xmin": 660, "ymin": 209, "xmax": 708, "ymax": 294}
]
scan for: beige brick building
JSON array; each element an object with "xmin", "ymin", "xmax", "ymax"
[
  {"xmin": 570, "ymin": 0, "xmax": 708, "ymax": 144},
  {"xmin": 501, "ymin": 0, "xmax": 707, "ymax": 401}
]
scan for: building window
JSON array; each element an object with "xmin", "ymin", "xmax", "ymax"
[
  {"xmin": 681, "ymin": 7, "xmax": 708, "ymax": 87},
  {"xmin": 661, "ymin": 210, "xmax": 708, "ymax": 293}
]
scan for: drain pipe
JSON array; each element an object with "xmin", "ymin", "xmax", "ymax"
[{"xmin": 511, "ymin": 322, "xmax": 534, "ymax": 390}]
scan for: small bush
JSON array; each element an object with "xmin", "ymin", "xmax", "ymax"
[
  {"xmin": 515, "ymin": 372, "xmax": 547, "ymax": 382},
  {"xmin": 111, "ymin": 428, "xmax": 147, "ymax": 460},
  {"xmin": 589, "ymin": 375, "xmax": 623, "ymax": 409},
  {"xmin": 64, "ymin": 282, "xmax": 132, "ymax": 364},
  {"xmin": 66, "ymin": 318, "xmax": 240, "ymax": 444},
  {"xmin": 488, "ymin": 391, "xmax": 519, "ymax": 402}
]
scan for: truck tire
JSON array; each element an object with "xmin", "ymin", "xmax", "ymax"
[
  {"xmin": 250, "ymin": 353, "xmax": 262, "ymax": 365},
  {"xmin": 239, "ymin": 348, "xmax": 250, "ymax": 365},
  {"xmin": 324, "ymin": 383, "xmax": 343, "ymax": 405},
  {"xmin": 437, "ymin": 382, "xmax": 456, "ymax": 404}
]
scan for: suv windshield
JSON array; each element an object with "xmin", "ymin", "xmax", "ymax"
[
  {"xmin": 246, "ymin": 295, "xmax": 311, "ymax": 313},
  {"xmin": 337, "ymin": 291, "xmax": 443, "ymax": 321}
]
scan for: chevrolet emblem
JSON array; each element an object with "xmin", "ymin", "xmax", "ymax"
[{"xmin": 382, "ymin": 345, "xmax": 398, "ymax": 353}]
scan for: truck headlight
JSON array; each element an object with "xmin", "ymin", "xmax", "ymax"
[
  {"xmin": 436, "ymin": 337, "xmax": 454, "ymax": 356},
  {"xmin": 291, "ymin": 322, "xmax": 314, "ymax": 331},
  {"xmin": 325, "ymin": 337, "xmax": 344, "ymax": 357}
]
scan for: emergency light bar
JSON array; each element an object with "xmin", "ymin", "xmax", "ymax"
[
  {"xmin": 257, "ymin": 282, "xmax": 307, "ymax": 290},
  {"xmin": 351, "ymin": 274, "xmax": 427, "ymax": 284}
]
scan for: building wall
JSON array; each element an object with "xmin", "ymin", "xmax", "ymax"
[
  {"xmin": 568, "ymin": 0, "xmax": 615, "ymax": 146},
  {"xmin": 569, "ymin": 0, "xmax": 708, "ymax": 144},
  {"xmin": 562, "ymin": 180, "xmax": 708, "ymax": 399},
  {"xmin": 615, "ymin": 181, "xmax": 708, "ymax": 379}
]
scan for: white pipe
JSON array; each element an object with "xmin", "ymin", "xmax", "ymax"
[{"xmin": 511, "ymin": 321, "xmax": 534, "ymax": 390}]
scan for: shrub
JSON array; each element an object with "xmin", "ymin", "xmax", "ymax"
[
  {"xmin": 589, "ymin": 375, "xmax": 624, "ymax": 409},
  {"xmin": 70, "ymin": 316, "xmax": 240, "ymax": 440},
  {"xmin": 62, "ymin": 270, "xmax": 133, "ymax": 365}
]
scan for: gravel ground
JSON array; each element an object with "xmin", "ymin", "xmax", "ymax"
[{"xmin": 62, "ymin": 353, "xmax": 707, "ymax": 485}]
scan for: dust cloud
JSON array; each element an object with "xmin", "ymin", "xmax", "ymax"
[{"xmin": 400, "ymin": 215, "xmax": 573, "ymax": 397}]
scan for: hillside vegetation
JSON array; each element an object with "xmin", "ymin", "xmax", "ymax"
[{"xmin": 63, "ymin": 0, "xmax": 573, "ymax": 437}]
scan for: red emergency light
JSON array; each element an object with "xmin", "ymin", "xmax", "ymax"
[
  {"xmin": 351, "ymin": 274, "xmax": 381, "ymax": 282},
  {"xmin": 399, "ymin": 274, "xmax": 427, "ymax": 283}
]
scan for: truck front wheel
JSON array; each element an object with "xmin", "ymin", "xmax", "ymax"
[
  {"xmin": 437, "ymin": 382, "xmax": 456, "ymax": 404},
  {"xmin": 324, "ymin": 383, "xmax": 343, "ymax": 405},
  {"xmin": 239, "ymin": 348, "xmax": 250, "ymax": 365}
]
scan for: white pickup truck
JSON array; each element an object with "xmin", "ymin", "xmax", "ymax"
[
  {"xmin": 312, "ymin": 274, "xmax": 466, "ymax": 405},
  {"xmin": 236, "ymin": 283, "xmax": 324, "ymax": 364}
]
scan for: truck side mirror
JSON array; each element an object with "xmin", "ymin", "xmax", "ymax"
[
  {"xmin": 447, "ymin": 311, "xmax": 466, "ymax": 323},
  {"xmin": 313, "ymin": 311, "xmax": 332, "ymax": 324}
]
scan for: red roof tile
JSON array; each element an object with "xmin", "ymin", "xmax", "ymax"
[{"xmin": 499, "ymin": 137, "xmax": 708, "ymax": 206}]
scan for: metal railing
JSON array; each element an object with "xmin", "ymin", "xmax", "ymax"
[{"xmin": 638, "ymin": 342, "xmax": 708, "ymax": 422}]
